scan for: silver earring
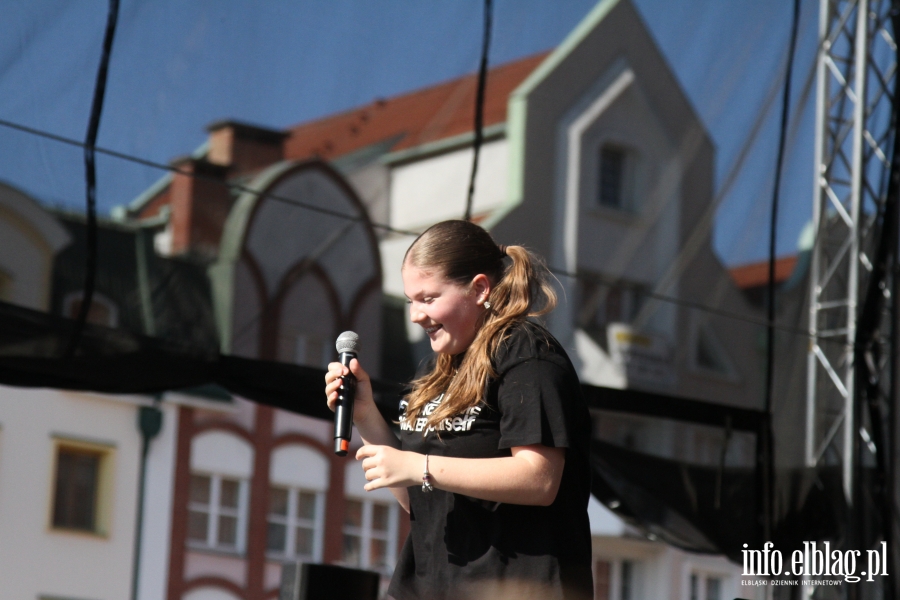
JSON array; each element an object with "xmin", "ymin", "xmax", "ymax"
[{"xmin": 484, "ymin": 301, "xmax": 492, "ymax": 310}]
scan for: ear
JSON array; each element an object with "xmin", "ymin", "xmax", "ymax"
[{"xmin": 471, "ymin": 274, "xmax": 492, "ymax": 305}]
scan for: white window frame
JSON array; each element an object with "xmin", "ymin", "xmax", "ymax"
[
  {"xmin": 187, "ymin": 472, "xmax": 249, "ymax": 554},
  {"xmin": 683, "ymin": 560, "xmax": 737, "ymax": 600},
  {"xmin": 266, "ymin": 485, "xmax": 326, "ymax": 562},
  {"xmin": 600, "ymin": 558, "xmax": 641, "ymax": 600},
  {"xmin": 689, "ymin": 571, "xmax": 726, "ymax": 600},
  {"xmin": 341, "ymin": 497, "xmax": 399, "ymax": 575}
]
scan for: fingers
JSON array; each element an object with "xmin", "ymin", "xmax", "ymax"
[
  {"xmin": 324, "ymin": 361, "xmax": 349, "ymax": 383},
  {"xmin": 324, "ymin": 362, "xmax": 350, "ymax": 410},
  {"xmin": 355, "ymin": 444, "xmax": 377, "ymax": 460},
  {"xmin": 357, "ymin": 446, "xmax": 379, "ymax": 490}
]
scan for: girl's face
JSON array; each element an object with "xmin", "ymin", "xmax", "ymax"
[{"xmin": 402, "ymin": 264, "xmax": 490, "ymax": 355}]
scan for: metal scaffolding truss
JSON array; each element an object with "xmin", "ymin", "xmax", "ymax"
[{"xmin": 807, "ymin": 0, "xmax": 897, "ymax": 501}]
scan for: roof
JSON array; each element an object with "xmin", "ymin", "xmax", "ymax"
[
  {"xmin": 729, "ymin": 256, "xmax": 798, "ymax": 289},
  {"xmin": 283, "ymin": 51, "xmax": 549, "ymax": 162}
]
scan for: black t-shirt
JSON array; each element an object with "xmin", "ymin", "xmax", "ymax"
[{"xmin": 388, "ymin": 321, "xmax": 594, "ymax": 600}]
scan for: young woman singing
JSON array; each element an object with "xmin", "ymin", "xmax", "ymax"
[{"xmin": 325, "ymin": 220, "xmax": 592, "ymax": 599}]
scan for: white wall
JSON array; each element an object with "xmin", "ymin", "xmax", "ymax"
[
  {"xmin": 389, "ymin": 140, "xmax": 508, "ymax": 232},
  {"xmin": 380, "ymin": 140, "xmax": 509, "ymax": 304},
  {"xmin": 0, "ymin": 386, "xmax": 175, "ymax": 600},
  {"xmin": 0, "ymin": 183, "xmax": 70, "ymax": 310},
  {"xmin": 591, "ymin": 535, "xmax": 745, "ymax": 600}
]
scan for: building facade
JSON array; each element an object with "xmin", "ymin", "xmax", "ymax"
[{"xmin": 0, "ymin": 0, "xmax": 781, "ymax": 598}]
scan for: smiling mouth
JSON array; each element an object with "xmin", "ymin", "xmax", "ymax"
[{"xmin": 424, "ymin": 325, "xmax": 442, "ymax": 335}]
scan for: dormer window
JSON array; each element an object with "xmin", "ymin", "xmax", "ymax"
[
  {"xmin": 63, "ymin": 291, "xmax": 119, "ymax": 328},
  {"xmin": 598, "ymin": 143, "xmax": 636, "ymax": 210}
]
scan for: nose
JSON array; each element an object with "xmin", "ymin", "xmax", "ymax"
[{"xmin": 409, "ymin": 303, "xmax": 425, "ymax": 324}]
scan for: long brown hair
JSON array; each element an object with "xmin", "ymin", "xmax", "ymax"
[{"xmin": 403, "ymin": 220, "xmax": 557, "ymax": 429}]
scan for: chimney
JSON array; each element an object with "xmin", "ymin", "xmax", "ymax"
[
  {"xmin": 168, "ymin": 157, "xmax": 232, "ymax": 259},
  {"xmin": 206, "ymin": 120, "xmax": 287, "ymax": 176}
]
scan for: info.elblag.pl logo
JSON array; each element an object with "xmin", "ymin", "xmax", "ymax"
[{"xmin": 742, "ymin": 542, "xmax": 889, "ymax": 583}]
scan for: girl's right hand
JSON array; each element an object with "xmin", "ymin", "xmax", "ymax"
[{"xmin": 324, "ymin": 358, "xmax": 376, "ymax": 424}]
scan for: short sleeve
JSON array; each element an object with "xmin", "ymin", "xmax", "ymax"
[{"xmin": 496, "ymin": 358, "xmax": 579, "ymax": 450}]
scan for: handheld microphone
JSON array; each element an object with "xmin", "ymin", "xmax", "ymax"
[{"xmin": 333, "ymin": 331, "xmax": 359, "ymax": 456}]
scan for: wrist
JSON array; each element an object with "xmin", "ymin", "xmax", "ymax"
[
  {"xmin": 420, "ymin": 453, "xmax": 434, "ymax": 492},
  {"xmin": 351, "ymin": 396, "xmax": 376, "ymax": 426}
]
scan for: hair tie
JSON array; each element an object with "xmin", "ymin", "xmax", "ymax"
[{"xmin": 498, "ymin": 244, "xmax": 508, "ymax": 256}]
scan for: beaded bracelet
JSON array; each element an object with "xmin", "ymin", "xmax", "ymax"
[{"xmin": 422, "ymin": 454, "xmax": 434, "ymax": 493}]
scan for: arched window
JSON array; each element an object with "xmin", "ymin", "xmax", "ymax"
[
  {"xmin": 294, "ymin": 333, "xmax": 331, "ymax": 368},
  {"xmin": 183, "ymin": 587, "xmax": 243, "ymax": 600},
  {"xmin": 267, "ymin": 444, "xmax": 329, "ymax": 561},
  {"xmin": 188, "ymin": 431, "xmax": 253, "ymax": 554},
  {"xmin": 342, "ymin": 462, "xmax": 400, "ymax": 575}
]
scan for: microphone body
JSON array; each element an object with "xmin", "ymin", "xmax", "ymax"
[{"xmin": 333, "ymin": 332, "xmax": 359, "ymax": 456}]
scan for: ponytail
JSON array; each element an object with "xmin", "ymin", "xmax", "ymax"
[{"xmin": 403, "ymin": 221, "xmax": 556, "ymax": 429}]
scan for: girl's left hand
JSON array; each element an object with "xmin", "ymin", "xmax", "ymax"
[{"xmin": 356, "ymin": 445, "xmax": 420, "ymax": 491}]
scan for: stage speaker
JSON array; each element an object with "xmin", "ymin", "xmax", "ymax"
[{"xmin": 279, "ymin": 561, "xmax": 380, "ymax": 600}]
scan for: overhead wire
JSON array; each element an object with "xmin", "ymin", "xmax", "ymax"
[
  {"xmin": 0, "ymin": 0, "xmax": 853, "ymax": 354},
  {"xmin": 762, "ymin": 0, "xmax": 801, "ymax": 545},
  {"xmin": 0, "ymin": 114, "xmax": 863, "ymax": 350},
  {"xmin": 0, "ymin": 118, "xmax": 421, "ymax": 238},
  {"xmin": 463, "ymin": 0, "xmax": 492, "ymax": 222}
]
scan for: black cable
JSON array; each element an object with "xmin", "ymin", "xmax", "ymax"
[
  {"xmin": 0, "ymin": 115, "xmax": 866, "ymax": 351},
  {"xmin": 63, "ymin": 0, "xmax": 120, "ymax": 359},
  {"xmin": 0, "ymin": 117, "xmax": 420, "ymax": 238},
  {"xmin": 463, "ymin": 0, "xmax": 492, "ymax": 222},
  {"xmin": 761, "ymin": 0, "xmax": 801, "ymax": 544}
]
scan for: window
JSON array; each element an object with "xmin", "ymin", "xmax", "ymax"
[
  {"xmin": 342, "ymin": 498, "xmax": 398, "ymax": 573},
  {"xmin": 269, "ymin": 444, "xmax": 328, "ymax": 559},
  {"xmin": 266, "ymin": 485, "xmax": 325, "ymax": 561},
  {"xmin": 63, "ymin": 291, "xmax": 119, "ymax": 328},
  {"xmin": 689, "ymin": 318, "xmax": 738, "ymax": 379},
  {"xmin": 593, "ymin": 560, "xmax": 611, "ymax": 600},
  {"xmin": 620, "ymin": 560, "xmax": 634, "ymax": 600},
  {"xmin": 597, "ymin": 144, "xmax": 636, "ymax": 210},
  {"xmin": 50, "ymin": 438, "xmax": 114, "ymax": 535},
  {"xmin": 188, "ymin": 473, "xmax": 248, "ymax": 553},
  {"xmin": 690, "ymin": 573, "xmax": 723, "ymax": 600},
  {"xmin": 706, "ymin": 577, "xmax": 721, "ymax": 600},
  {"xmin": 54, "ymin": 449, "xmax": 100, "ymax": 530},
  {"xmin": 294, "ymin": 333, "xmax": 330, "ymax": 368},
  {"xmin": 578, "ymin": 277, "xmax": 649, "ymax": 332}
]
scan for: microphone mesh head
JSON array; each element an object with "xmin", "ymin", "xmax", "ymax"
[{"xmin": 335, "ymin": 331, "xmax": 359, "ymax": 354}]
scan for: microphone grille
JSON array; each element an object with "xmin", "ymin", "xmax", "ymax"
[{"xmin": 335, "ymin": 331, "xmax": 359, "ymax": 354}]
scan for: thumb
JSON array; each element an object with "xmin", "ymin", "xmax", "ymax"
[{"xmin": 348, "ymin": 358, "xmax": 370, "ymax": 382}]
